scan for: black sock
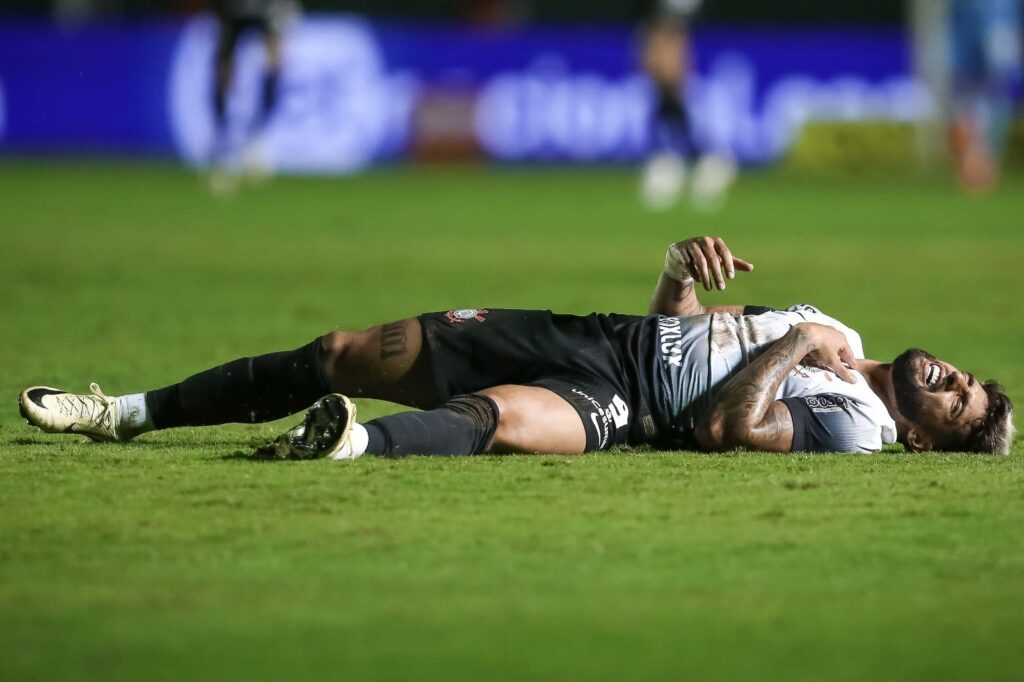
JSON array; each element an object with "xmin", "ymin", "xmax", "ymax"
[
  {"xmin": 145, "ymin": 339, "xmax": 330, "ymax": 429},
  {"xmin": 654, "ymin": 86, "xmax": 701, "ymax": 158},
  {"xmin": 247, "ymin": 71, "xmax": 279, "ymax": 133},
  {"xmin": 213, "ymin": 82, "xmax": 228, "ymax": 130},
  {"xmin": 363, "ymin": 395, "xmax": 499, "ymax": 457},
  {"xmin": 261, "ymin": 72, "xmax": 279, "ymax": 119},
  {"xmin": 211, "ymin": 82, "xmax": 229, "ymax": 160}
]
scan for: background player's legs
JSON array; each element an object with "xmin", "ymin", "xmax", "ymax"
[
  {"xmin": 240, "ymin": 29, "xmax": 283, "ymax": 179},
  {"xmin": 653, "ymin": 84, "xmax": 700, "ymax": 160},
  {"xmin": 211, "ymin": 19, "xmax": 239, "ymax": 164},
  {"xmin": 252, "ymin": 32, "xmax": 282, "ymax": 136}
]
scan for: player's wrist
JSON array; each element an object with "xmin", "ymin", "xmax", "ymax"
[
  {"xmin": 789, "ymin": 323, "xmax": 822, "ymax": 351},
  {"xmin": 663, "ymin": 244, "xmax": 694, "ymax": 283}
]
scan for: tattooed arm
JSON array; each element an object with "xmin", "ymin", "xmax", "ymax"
[
  {"xmin": 649, "ymin": 272, "xmax": 750, "ymax": 316},
  {"xmin": 649, "ymin": 236, "xmax": 754, "ymax": 316},
  {"xmin": 694, "ymin": 323, "xmax": 858, "ymax": 452}
]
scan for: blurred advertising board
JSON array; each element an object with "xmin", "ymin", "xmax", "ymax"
[{"xmin": 0, "ymin": 15, "xmax": 934, "ymax": 172}]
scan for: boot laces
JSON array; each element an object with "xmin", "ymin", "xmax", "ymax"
[{"xmin": 54, "ymin": 383, "xmax": 117, "ymax": 429}]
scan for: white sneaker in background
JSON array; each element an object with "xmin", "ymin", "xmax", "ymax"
[
  {"xmin": 691, "ymin": 153, "xmax": 738, "ymax": 212},
  {"xmin": 640, "ymin": 152, "xmax": 686, "ymax": 211},
  {"xmin": 242, "ymin": 138, "xmax": 272, "ymax": 186},
  {"xmin": 208, "ymin": 164, "xmax": 240, "ymax": 196}
]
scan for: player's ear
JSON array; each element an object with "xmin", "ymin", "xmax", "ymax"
[{"xmin": 905, "ymin": 428, "xmax": 933, "ymax": 452}]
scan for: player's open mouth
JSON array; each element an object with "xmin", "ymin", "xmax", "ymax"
[{"xmin": 925, "ymin": 362, "xmax": 942, "ymax": 388}]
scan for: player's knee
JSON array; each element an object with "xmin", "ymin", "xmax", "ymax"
[
  {"xmin": 447, "ymin": 394, "xmax": 500, "ymax": 453},
  {"xmin": 265, "ymin": 38, "xmax": 283, "ymax": 68},
  {"xmin": 479, "ymin": 393, "xmax": 522, "ymax": 451},
  {"xmin": 482, "ymin": 392, "xmax": 508, "ymax": 425}
]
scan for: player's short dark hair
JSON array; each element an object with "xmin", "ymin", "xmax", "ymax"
[{"xmin": 956, "ymin": 381, "xmax": 1014, "ymax": 455}]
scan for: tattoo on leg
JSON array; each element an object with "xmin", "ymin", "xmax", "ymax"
[{"xmin": 380, "ymin": 321, "xmax": 408, "ymax": 360}]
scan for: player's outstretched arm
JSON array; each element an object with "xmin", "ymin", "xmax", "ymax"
[
  {"xmin": 694, "ymin": 323, "xmax": 857, "ymax": 452},
  {"xmin": 649, "ymin": 236, "xmax": 754, "ymax": 317}
]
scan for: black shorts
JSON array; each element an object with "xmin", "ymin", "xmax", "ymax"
[
  {"xmin": 216, "ymin": 16, "xmax": 278, "ymax": 59},
  {"xmin": 419, "ymin": 309, "xmax": 654, "ymax": 452}
]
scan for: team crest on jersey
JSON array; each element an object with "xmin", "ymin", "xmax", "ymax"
[{"xmin": 445, "ymin": 308, "xmax": 489, "ymax": 324}]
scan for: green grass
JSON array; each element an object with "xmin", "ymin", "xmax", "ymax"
[{"xmin": 1, "ymin": 160, "xmax": 1023, "ymax": 681}]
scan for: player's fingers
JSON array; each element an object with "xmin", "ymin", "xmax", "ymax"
[
  {"xmin": 834, "ymin": 366, "xmax": 857, "ymax": 384},
  {"xmin": 706, "ymin": 244, "xmax": 727, "ymax": 291},
  {"xmin": 838, "ymin": 346, "xmax": 858, "ymax": 372},
  {"xmin": 712, "ymin": 239, "xmax": 735, "ymax": 281},
  {"xmin": 731, "ymin": 256, "xmax": 755, "ymax": 272},
  {"xmin": 678, "ymin": 245, "xmax": 699, "ymax": 281},
  {"xmin": 686, "ymin": 245, "xmax": 711, "ymax": 291},
  {"xmin": 832, "ymin": 350, "xmax": 857, "ymax": 383},
  {"xmin": 696, "ymin": 238, "xmax": 725, "ymax": 290}
]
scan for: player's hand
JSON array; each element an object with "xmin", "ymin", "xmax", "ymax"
[
  {"xmin": 794, "ymin": 323, "xmax": 858, "ymax": 383},
  {"xmin": 669, "ymin": 236, "xmax": 754, "ymax": 292}
]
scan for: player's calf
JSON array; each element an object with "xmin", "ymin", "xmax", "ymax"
[{"xmin": 253, "ymin": 393, "xmax": 500, "ymax": 460}]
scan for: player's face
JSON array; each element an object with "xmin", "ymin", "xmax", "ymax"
[{"xmin": 891, "ymin": 349, "xmax": 989, "ymax": 450}]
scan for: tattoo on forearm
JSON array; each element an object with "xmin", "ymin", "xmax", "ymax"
[
  {"xmin": 654, "ymin": 275, "xmax": 703, "ymax": 316},
  {"xmin": 380, "ymin": 321, "xmax": 408, "ymax": 360},
  {"xmin": 705, "ymin": 332, "xmax": 802, "ymax": 450},
  {"xmin": 671, "ymin": 278, "xmax": 693, "ymax": 301}
]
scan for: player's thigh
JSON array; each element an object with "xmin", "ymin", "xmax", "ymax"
[
  {"xmin": 322, "ymin": 317, "xmax": 438, "ymax": 408},
  {"xmin": 478, "ymin": 385, "xmax": 587, "ymax": 455},
  {"xmin": 216, "ymin": 19, "xmax": 241, "ymax": 64},
  {"xmin": 263, "ymin": 31, "xmax": 283, "ymax": 68}
]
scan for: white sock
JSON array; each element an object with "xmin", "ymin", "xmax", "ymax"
[
  {"xmin": 350, "ymin": 423, "xmax": 369, "ymax": 455},
  {"xmin": 116, "ymin": 393, "xmax": 154, "ymax": 436},
  {"xmin": 331, "ymin": 422, "xmax": 369, "ymax": 460}
]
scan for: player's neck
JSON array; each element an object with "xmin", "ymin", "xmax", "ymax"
[
  {"xmin": 854, "ymin": 358, "xmax": 893, "ymax": 403},
  {"xmin": 854, "ymin": 358, "xmax": 910, "ymax": 435}
]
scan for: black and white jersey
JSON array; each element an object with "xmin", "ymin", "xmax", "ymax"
[{"xmin": 642, "ymin": 305, "xmax": 897, "ymax": 452}]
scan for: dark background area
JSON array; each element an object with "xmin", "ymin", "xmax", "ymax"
[{"xmin": 0, "ymin": 0, "xmax": 905, "ymax": 25}]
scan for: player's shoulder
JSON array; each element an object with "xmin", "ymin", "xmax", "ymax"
[
  {"xmin": 782, "ymin": 304, "xmax": 847, "ymax": 323},
  {"xmin": 746, "ymin": 303, "xmax": 837, "ymax": 321},
  {"xmin": 778, "ymin": 304, "xmax": 865, "ymax": 359}
]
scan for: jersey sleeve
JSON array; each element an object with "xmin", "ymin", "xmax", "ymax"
[{"xmin": 780, "ymin": 393, "xmax": 883, "ymax": 453}]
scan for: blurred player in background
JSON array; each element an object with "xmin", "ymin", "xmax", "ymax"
[
  {"xmin": 209, "ymin": 0, "xmax": 299, "ymax": 193},
  {"xmin": 639, "ymin": 0, "xmax": 736, "ymax": 211},
  {"xmin": 947, "ymin": 0, "xmax": 1022, "ymax": 191}
]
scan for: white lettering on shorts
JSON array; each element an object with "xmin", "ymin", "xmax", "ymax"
[
  {"xmin": 609, "ymin": 394, "xmax": 629, "ymax": 428},
  {"xmin": 658, "ymin": 316, "xmax": 683, "ymax": 367},
  {"xmin": 571, "ymin": 388, "xmax": 630, "ymax": 449}
]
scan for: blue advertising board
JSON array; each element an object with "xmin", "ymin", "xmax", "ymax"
[{"xmin": 0, "ymin": 15, "xmax": 933, "ymax": 172}]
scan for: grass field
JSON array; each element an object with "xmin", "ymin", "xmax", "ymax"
[{"xmin": 1, "ymin": 160, "xmax": 1023, "ymax": 681}]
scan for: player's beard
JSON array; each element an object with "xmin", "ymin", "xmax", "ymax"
[{"xmin": 892, "ymin": 348, "xmax": 936, "ymax": 421}]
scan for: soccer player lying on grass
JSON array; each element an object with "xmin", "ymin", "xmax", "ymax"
[{"xmin": 20, "ymin": 236, "xmax": 1014, "ymax": 458}]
